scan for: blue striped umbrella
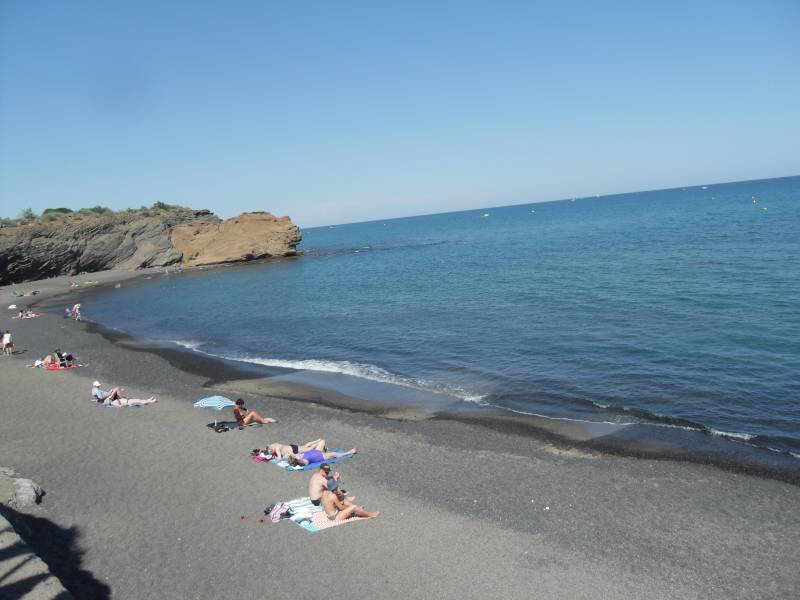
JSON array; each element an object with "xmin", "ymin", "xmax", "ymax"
[{"xmin": 194, "ymin": 395, "xmax": 236, "ymax": 427}]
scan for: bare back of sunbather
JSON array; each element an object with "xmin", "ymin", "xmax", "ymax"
[{"xmin": 268, "ymin": 439, "xmax": 326, "ymax": 460}]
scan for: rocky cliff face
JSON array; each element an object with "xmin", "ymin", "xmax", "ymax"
[
  {"xmin": 171, "ymin": 212, "xmax": 301, "ymax": 267},
  {"xmin": 0, "ymin": 208, "xmax": 301, "ymax": 285}
]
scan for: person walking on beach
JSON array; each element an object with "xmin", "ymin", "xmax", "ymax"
[
  {"xmin": 233, "ymin": 398, "xmax": 276, "ymax": 428},
  {"xmin": 2, "ymin": 331, "xmax": 13, "ymax": 356}
]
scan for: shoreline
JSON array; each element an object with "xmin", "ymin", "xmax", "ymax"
[
  {"xmin": 25, "ymin": 267, "xmax": 800, "ymax": 486},
  {"xmin": 2, "ymin": 267, "xmax": 800, "ymax": 598}
]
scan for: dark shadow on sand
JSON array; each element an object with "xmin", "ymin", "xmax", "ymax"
[{"xmin": 0, "ymin": 504, "xmax": 110, "ymax": 599}]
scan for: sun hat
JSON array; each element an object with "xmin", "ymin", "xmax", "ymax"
[
  {"xmin": 326, "ymin": 478, "xmax": 339, "ymax": 491},
  {"xmin": 92, "ymin": 381, "xmax": 101, "ymax": 387}
]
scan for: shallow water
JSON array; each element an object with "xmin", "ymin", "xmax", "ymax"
[{"xmin": 86, "ymin": 176, "xmax": 800, "ymax": 462}]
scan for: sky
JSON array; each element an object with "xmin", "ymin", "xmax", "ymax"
[{"xmin": 0, "ymin": 1, "xmax": 798, "ymax": 228}]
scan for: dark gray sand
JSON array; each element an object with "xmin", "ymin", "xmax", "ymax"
[{"xmin": 1, "ymin": 273, "xmax": 799, "ymax": 599}]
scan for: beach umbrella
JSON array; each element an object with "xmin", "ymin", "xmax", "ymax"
[{"xmin": 193, "ymin": 395, "xmax": 235, "ymax": 427}]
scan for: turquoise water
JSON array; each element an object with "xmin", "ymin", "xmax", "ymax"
[{"xmin": 87, "ymin": 176, "xmax": 800, "ymax": 460}]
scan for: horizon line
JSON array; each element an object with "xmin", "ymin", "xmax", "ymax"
[{"xmin": 302, "ymin": 172, "xmax": 800, "ymax": 230}]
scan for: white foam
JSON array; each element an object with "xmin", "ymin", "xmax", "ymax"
[
  {"xmin": 170, "ymin": 339, "xmax": 204, "ymax": 352},
  {"xmin": 485, "ymin": 403, "xmax": 633, "ymax": 427},
  {"xmin": 218, "ymin": 354, "xmax": 487, "ymax": 403},
  {"xmin": 708, "ymin": 428, "xmax": 755, "ymax": 441}
]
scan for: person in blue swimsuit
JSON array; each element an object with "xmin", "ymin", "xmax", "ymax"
[{"xmin": 287, "ymin": 447, "xmax": 358, "ymax": 467}]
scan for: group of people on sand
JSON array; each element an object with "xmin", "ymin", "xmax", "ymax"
[
  {"xmin": 238, "ymin": 398, "xmax": 379, "ymax": 521},
  {"xmin": 16, "ymin": 308, "xmax": 38, "ymax": 319},
  {"xmin": 31, "ymin": 348, "xmax": 76, "ymax": 368},
  {"xmin": 254, "ymin": 438, "xmax": 379, "ymax": 522}
]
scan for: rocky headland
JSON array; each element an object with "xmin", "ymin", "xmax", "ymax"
[{"xmin": 0, "ymin": 205, "xmax": 301, "ymax": 285}]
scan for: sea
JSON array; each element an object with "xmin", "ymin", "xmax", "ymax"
[{"xmin": 85, "ymin": 176, "xmax": 800, "ymax": 476}]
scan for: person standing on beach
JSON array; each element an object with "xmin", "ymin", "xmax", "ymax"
[{"xmin": 2, "ymin": 331, "xmax": 13, "ymax": 356}]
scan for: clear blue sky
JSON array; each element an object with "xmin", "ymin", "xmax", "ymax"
[{"xmin": 1, "ymin": 1, "xmax": 798, "ymax": 227}]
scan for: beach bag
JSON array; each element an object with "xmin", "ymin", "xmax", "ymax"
[{"xmin": 266, "ymin": 502, "xmax": 292, "ymax": 523}]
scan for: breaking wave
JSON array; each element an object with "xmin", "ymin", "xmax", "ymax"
[{"xmin": 167, "ymin": 340, "xmax": 486, "ymax": 403}]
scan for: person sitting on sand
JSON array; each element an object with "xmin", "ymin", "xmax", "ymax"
[
  {"xmin": 54, "ymin": 349, "xmax": 75, "ymax": 367},
  {"xmin": 233, "ymin": 398, "xmax": 276, "ymax": 428},
  {"xmin": 287, "ymin": 447, "xmax": 357, "ymax": 468},
  {"xmin": 309, "ymin": 463, "xmax": 340, "ymax": 506},
  {"xmin": 92, "ymin": 381, "xmax": 124, "ymax": 403},
  {"xmin": 91, "ymin": 381, "xmax": 157, "ymax": 407},
  {"xmin": 321, "ymin": 478, "xmax": 378, "ymax": 521},
  {"xmin": 259, "ymin": 439, "xmax": 328, "ymax": 460}
]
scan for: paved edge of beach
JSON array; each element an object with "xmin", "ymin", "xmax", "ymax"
[{"xmin": 1, "ymin": 269, "xmax": 799, "ymax": 600}]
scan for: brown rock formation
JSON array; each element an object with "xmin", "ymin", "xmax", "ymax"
[
  {"xmin": 0, "ymin": 208, "xmax": 301, "ymax": 285},
  {"xmin": 171, "ymin": 212, "xmax": 301, "ymax": 267}
]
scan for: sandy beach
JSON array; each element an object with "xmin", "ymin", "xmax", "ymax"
[{"xmin": 1, "ymin": 271, "xmax": 799, "ymax": 600}]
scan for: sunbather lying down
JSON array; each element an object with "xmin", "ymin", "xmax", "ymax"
[
  {"xmin": 254, "ymin": 439, "xmax": 327, "ymax": 460},
  {"xmin": 233, "ymin": 398, "xmax": 276, "ymax": 428},
  {"xmin": 287, "ymin": 447, "xmax": 358, "ymax": 467},
  {"xmin": 91, "ymin": 381, "xmax": 157, "ymax": 407}
]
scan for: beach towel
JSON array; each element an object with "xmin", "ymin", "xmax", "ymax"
[
  {"xmin": 46, "ymin": 364, "xmax": 83, "ymax": 370},
  {"xmin": 255, "ymin": 450, "xmax": 355, "ymax": 471},
  {"xmin": 277, "ymin": 497, "xmax": 363, "ymax": 533}
]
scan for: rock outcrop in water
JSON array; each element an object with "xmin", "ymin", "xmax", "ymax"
[
  {"xmin": 0, "ymin": 206, "xmax": 301, "ymax": 285},
  {"xmin": 171, "ymin": 212, "xmax": 301, "ymax": 267}
]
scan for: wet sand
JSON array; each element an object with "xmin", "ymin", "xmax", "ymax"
[{"xmin": 1, "ymin": 271, "xmax": 799, "ymax": 599}]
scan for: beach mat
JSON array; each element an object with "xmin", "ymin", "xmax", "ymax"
[
  {"xmin": 280, "ymin": 497, "xmax": 362, "ymax": 533},
  {"xmin": 253, "ymin": 450, "xmax": 354, "ymax": 471},
  {"xmin": 46, "ymin": 364, "xmax": 83, "ymax": 370}
]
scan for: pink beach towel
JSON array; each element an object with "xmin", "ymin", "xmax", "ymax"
[{"xmin": 309, "ymin": 512, "xmax": 363, "ymax": 530}]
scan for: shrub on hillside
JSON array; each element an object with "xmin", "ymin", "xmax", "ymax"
[
  {"xmin": 76, "ymin": 206, "xmax": 112, "ymax": 216},
  {"xmin": 42, "ymin": 207, "xmax": 73, "ymax": 215},
  {"xmin": 19, "ymin": 208, "xmax": 37, "ymax": 222}
]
